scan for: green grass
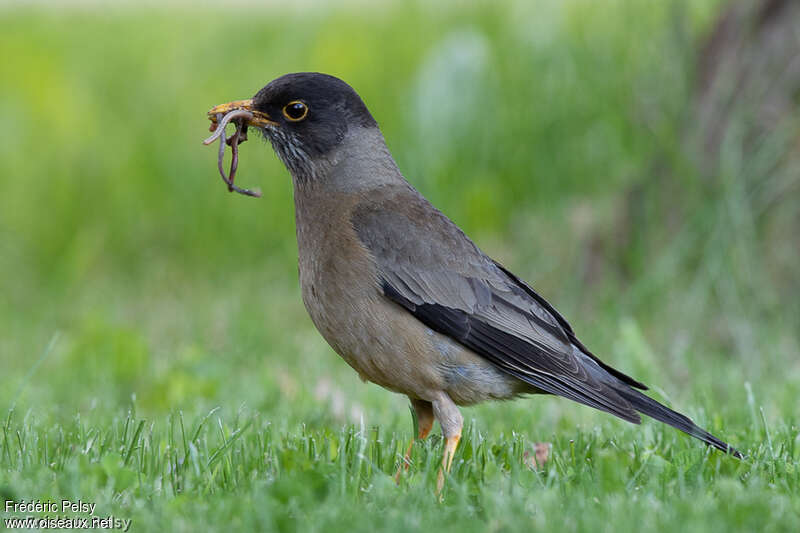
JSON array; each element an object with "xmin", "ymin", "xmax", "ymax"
[
  {"xmin": 2, "ymin": 403, "xmax": 798, "ymax": 532},
  {"xmin": 1, "ymin": 0, "xmax": 799, "ymax": 531}
]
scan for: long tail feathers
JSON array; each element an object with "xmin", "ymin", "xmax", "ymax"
[{"xmin": 616, "ymin": 387, "xmax": 744, "ymax": 459}]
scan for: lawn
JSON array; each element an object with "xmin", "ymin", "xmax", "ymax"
[{"xmin": 1, "ymin": 1, "xmax": 798, "ymax": 531}]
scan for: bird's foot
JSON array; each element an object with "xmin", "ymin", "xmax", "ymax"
[{"xmin": 435, "ymin": 434, "xmax": 461, "ymax": 496}]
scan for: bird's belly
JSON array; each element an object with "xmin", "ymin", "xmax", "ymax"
[
  {"xmin": 299, "ymin": 261, "xmax": 434, "ymax": 394},
  {"xmin": 299, "ymin": 256, "xmax": 523, "ymax": 404}
]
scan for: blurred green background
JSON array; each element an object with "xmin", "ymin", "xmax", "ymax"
[{"xmin": 1, "ymin": 0, "xmax": 798, "ymax": 531}]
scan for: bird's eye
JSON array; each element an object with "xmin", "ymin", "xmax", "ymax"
[{"xmin": 282, "ymin": 101, "xmax": 308, "ymax": 122}]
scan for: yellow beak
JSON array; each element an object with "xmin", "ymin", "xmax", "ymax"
[{"xmin": 206, "ymin": 99, "xmax": 277, "ymax": 129}]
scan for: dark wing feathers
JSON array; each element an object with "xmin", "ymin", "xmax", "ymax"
[
  {"xmin": 492, "ymin": 261, "xmax": 648, "ymax": 390},
  {"xmin": 351, "ymin": 189, "xmax": 743, "ymax": 458}
]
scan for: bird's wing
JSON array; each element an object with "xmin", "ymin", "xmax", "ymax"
[{"xmin": 350, "ymin": 188, "xmax": 643, "ymax": 422}]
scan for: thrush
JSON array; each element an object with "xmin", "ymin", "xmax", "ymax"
[{"xmin": 205, "ymin": 72, "xmax": 743, "ymax": 487}]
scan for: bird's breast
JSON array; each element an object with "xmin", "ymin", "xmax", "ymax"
[{"xmin": 293, "ymin": 189, "xmax": 390, "ymax": 379}]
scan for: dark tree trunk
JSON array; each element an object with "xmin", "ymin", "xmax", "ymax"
[{"xmin": 693, "ymin": 0, "xmax": 800, "ymax": 178}]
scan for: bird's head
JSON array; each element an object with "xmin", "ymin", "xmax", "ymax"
[{"xmin": 207, "ymin": 72, "xmax": 378, "ymax": 183}]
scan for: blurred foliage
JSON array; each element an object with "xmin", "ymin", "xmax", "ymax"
[{"xmin": 0, "ymin": 1, "xmax": 798, "ymax": 530}]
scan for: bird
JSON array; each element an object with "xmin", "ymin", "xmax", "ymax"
[{"xmin": 205, "ymin": 72, "xmax": 743, "ymax": 488}]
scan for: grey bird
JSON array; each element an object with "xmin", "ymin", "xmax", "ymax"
[{"xmin": 204, "ymin": 72, "xmax": 743, "ymax": 485}]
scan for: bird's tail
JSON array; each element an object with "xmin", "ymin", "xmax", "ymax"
[{"xmin": 616, "ymin": 386, "xmax": 744, "ymax": 459}]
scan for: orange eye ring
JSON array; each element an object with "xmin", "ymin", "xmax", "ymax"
[{"xmin": 282, "ymin": 100, "xmax": 309, "ymax": 121}]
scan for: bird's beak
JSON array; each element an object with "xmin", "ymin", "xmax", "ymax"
[{"xmin": 206, "ymin": 99, "xmax": 277, "ymax": 129}]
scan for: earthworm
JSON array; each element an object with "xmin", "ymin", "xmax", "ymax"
[
  {"xmin": 204, "ymin": 110, "xmax": 261, "ymax": 198},
  {"xmin": 203, "ymin": 109, "xmax": 253, "ymax": 145}
]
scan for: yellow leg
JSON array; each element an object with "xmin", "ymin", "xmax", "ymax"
[
  {"xmin": 394, "ymin": 400, "xmax": 434, "ymax": 482},
  {"xmin": 436, "ymin": 433, "xmax": 461, "ymax": 494}
]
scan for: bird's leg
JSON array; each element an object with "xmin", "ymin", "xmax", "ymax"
[
  {"xmin": 432, "ymin": 392, "xmax": 463, "ymax": 495},
  {"xmin": 394, "ymin": 398, "xmax": 434, "ymax": 482}
]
